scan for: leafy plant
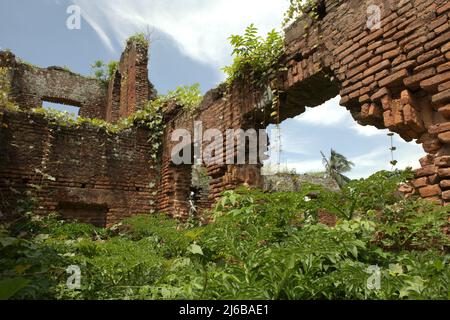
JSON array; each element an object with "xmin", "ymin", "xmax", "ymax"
[
  {"xmin": 127, "ymin": 32, "xmax": 150, "ymax": 47},
  {"xmin": 165, "ymin": 83, "xmax": 203, "ymax": 114},
  {"xmin": 0, "ymin": 67, "xmax": 19, "ymax": 111},
  {"xmin": 90, "ymin": 60, "xmax": 119, "ymax": 82},
  {"xmin": 0, "ymin": 171, "xmax": 448, "ymax": 300}
]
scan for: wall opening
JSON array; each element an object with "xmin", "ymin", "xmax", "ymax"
[{"xmin": 263, "ymin": 96, "xmax": 426, "ymax": 191}]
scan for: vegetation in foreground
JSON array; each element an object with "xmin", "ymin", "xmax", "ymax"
[{"xmin": 0, "ymin": 170, "xmax": 449, "ymax": 300}]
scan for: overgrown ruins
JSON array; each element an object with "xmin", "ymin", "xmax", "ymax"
[{"xmin": 1, "ymin": 0, "xmax": 450, "ymax": 226}]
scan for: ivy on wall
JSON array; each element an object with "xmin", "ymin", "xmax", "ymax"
[{"xmin": 0, "ymin": 67, "xmax": 19, "ymax": 112}]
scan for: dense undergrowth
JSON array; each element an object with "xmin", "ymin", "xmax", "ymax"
[{"xmin": 0, "ymin": 170, "xmax": 449, "ymax": 300}]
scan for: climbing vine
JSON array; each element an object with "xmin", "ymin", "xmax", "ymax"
[
  {"xmin": 0, "ymin": 67, "xmax": 19, "ymax": 111},
  {"xmin": 164, "ymin": 83, "xmax": 203, "ymax": 114},
  {"xmin": 27, "ymin": 83, "xmax": 203, "ymax": 160}
]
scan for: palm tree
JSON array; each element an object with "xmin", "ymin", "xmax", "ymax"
[{"xmin": 321, "ymin": 149, "xmax": 354, "ymax": 189}]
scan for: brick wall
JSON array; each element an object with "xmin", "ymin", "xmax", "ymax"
[
  {"xmin": 0, "ymin": 110, "xmax": 159, "ymax": 226},
  {"xmin": 2, "ymin": 0, "xmax": 450, "ymax": 224},
  {"xmin": 0, "ymin": 51, "xmax": 108, "ymax": 119}
]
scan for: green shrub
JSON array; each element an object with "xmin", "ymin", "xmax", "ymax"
[
  {"xmin": 0, "ymin": 171, "xmax": 449, "ymax": 300},
  {"xmin": 223, "ymin": 24, "xmax": 284, "ymax": 86}
]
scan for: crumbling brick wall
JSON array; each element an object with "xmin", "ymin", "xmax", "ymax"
[
  {"xmin": 0, "ymin": 109, "xmax": 159, "ymax": 226},
  {"xmin": 160, "ymin": 82, "xmax": 267, "ymax": 218},
  {"xmin": 0, "ymin": 51, "xmax": 108, "ymax": 119},
  {"xmin": 106, "ymin": 39, "xmax": 157, "ymax": 122}
]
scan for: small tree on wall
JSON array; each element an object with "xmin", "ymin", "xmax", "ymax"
[
  {"xmin": 321, "ymin": 149, "xmax": 354, "ymax": 189},
  {"xmin": 90, "ymin": 60, "xmax": 119, "ymax": 83}
]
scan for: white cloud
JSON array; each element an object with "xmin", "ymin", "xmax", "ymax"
[
  {"xmin": 267, "ymin": 141, "xmax": 425, "ymax": 179},
  {"xmin": 72, "ymin": 0, "xmax": 289, "ymax": 69},
  {"xmin": 295, "ymin": 97, "xmax": 349, "ymax": 126},
  {"xmin": 350, "ymin": 123, "xmax": 387, "ymax": 137},
  {"xmin": 280, "ymin": 160, "xmax": 325, "ymax": 174},
  {"xmin": 294, "ymin": 97, "xmax": 387, "ymax": 137}
]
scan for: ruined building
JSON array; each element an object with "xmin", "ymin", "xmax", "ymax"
[{"xmin": 1, "ymin": 0, "xmax": 450, "ymax": 226}]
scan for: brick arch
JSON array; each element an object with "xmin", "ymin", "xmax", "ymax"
[{"xmin": 271, "ymin": 0, "xmax": 450, "ymax": 204}]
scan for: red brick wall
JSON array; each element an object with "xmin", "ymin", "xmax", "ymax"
[
  {"xmin": 0, "ymin": 110, "xmax": 159, "ymax": 226},
  {"xmin": 105, "ymin": 39, "xmax": 157, "ymax": 122}
]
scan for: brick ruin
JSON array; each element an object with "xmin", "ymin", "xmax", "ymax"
[{"xmin": 1, "ymin": 0, "xmax": 450, "ymax": 226}]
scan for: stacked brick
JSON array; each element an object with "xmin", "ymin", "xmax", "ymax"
[
  {"xmin": 117, "ymin": 39, "xmax": 155, "ymax": 120},
  {"xmin": 158, "ymin": 103, "xmax": 194, "ymax": 218}
]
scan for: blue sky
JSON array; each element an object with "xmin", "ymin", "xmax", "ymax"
[{"xmin": 0, "ymin": 0, "xmax": 426, "ymax": 178}]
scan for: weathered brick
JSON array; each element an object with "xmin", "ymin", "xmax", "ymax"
[
  {"xmin": 438, "ymin": 168, "xmax": 450, "ymax": 177},
  {"xmin": 435, "ymin": 156, "xmax": 450, "ymax": 167},
  {"xmin": 440, "ymin": 180, "xmax": 450, "ymax": 189},
  {"xmin": 404, "ymin": 67, "xmax": 436, "ymax": 89},
  {"xmin": 437, "ymin": 61, "xmax": 450, "ymax": 73},
  {"xmin": 432, "ymin": 89, "xmax": 450, "ymax": 104},
  {"xmin": 420, "ymin": 154, "xmax": 435, "ymax": 167},
  {"xmin": 419, "ymin": 184, "xmax": 441, "ymax": 197},
  {"xmin": 378, "ymin": 69, "xmax": 409, "ymax": 87},
  {"xmin": 438, "ymin": 104, "xmax": 450, "ymax": 118},
  {"xmin": 438, "ymin": 131, "xmax": 450, "ymax": 143},
  {"xmin": 442, "ymin": 190, "xmax": 450, "ymax": 200},
  {"xmin": 437, "ymin": 2, "xmax": 450, "ymax": 15},
  {"xmin": 363, "ymin": 60, "xmax": 391, "ymax": 78},
  {"xmin": 416, "ymin": 165, "xmax": 438, "ymax": 177},
  {"xmin": 429, "ymin": 122, "xmax": 450, "ymax": 134},
  {"xmin": 412, "ymin": 177, "xmax": 428, "ymax": 188},
  {"xmin": 420, "ymin": 71, "xmax": 450, "ymax": 92},
  {"xmin": 425, "ymin": 31, "xmax": 450, "ymax": 50},
  {"xmin": 438, "ymin": 80, "xmax": 450, "ymax": 92}
]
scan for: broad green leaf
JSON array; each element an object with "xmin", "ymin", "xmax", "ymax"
[{"xmin": 0, "ymin": 278, "xmax": 30, "ymax": 300}]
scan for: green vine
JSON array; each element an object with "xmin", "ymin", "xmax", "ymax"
[{"xmin": 165, "ymin": 83, "xmax": 203, "ymax": 114}]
